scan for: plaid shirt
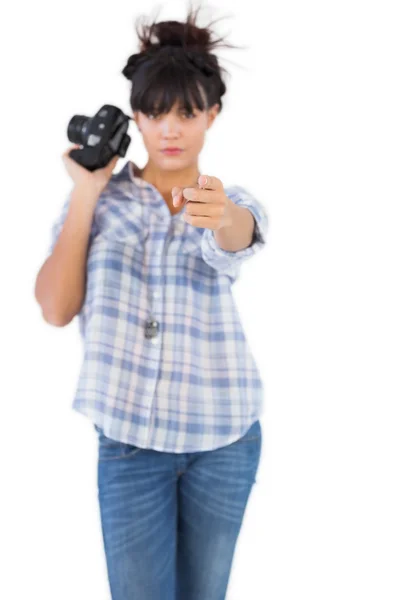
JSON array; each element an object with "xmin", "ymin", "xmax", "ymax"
[{"xmin": 48, "ymin": 160, "xmax": 269, "ymax": 452}]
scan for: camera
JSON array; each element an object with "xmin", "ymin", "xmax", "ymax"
[{"xmin": 67, "ymin": 104, "xmax": 132, "ymax": 171}]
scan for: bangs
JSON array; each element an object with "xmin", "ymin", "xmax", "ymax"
[{"xmin": 131, "ymin": 62, "xmax": 208, "ymax": 116}]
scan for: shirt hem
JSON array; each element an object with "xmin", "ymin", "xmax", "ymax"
[{"xmin": 73, "ymin": 403, "xmax": 263, "ymax": 454}]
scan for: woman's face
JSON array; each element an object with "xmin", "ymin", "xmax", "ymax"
[{"xmin": 133, "ymin": 100, "xmax": 220, "ymax": 171}]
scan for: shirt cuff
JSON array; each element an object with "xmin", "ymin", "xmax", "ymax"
[{"xmin": 200, "ymin": 185, "xmax": 268, "ymax": 274}]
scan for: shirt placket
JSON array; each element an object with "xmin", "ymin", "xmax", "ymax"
[{"xmin": 144, "ymin": 212, "xmax": 170, "ymax": 346}]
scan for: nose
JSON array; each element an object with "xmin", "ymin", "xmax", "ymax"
[{"xmin": 160, "ymin": 113, "xmax": 181, "ymax": 136}]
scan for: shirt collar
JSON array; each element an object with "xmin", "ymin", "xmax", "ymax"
[{"xmin": 116, "ymin": 159, "xmax": 186, "ymax": 221}]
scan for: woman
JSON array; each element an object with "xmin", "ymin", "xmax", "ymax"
[{"xmin": 35, "ymin": 5, "xmax": 269, "ymax": 600}]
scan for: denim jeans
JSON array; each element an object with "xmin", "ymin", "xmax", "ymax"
[{"xmin": 94, "ymin": 419, "xmax": 262, "ymax": 600}]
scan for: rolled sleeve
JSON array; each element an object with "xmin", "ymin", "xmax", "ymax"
[{"xmin": 200, "ymin": 185, "xmax": 269, "ymax": 275}]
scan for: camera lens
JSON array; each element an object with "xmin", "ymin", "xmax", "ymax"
[{"xmin": 67, "ymin": 115, "xmax": 91, "ymax": 145}]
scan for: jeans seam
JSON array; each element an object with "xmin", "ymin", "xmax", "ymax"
[{"xmin": 98, "ymin": 447, "xmax": 143, "ymax": 461}]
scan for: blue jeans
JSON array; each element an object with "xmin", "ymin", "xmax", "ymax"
[{"xmin": 94, "ymin": 419, "xmax": 262, "ymax": 600}]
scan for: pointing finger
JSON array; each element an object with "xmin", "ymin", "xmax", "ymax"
[{"xmin": 197, "ymin": 174, "xmax": 222, "ymax": 191}]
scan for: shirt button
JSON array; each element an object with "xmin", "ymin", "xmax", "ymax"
[
  {"xmin": 152, "ymin": 290, "xmax": 160, "ymax": 299},
  {"xmin": 144, "ymin": 318, "xmax": 159, "ymax": 339}
]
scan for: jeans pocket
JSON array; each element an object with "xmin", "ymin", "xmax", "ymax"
[{"xmin": 94, "ymin": 424, "xmax": 143, "ymax": 461}]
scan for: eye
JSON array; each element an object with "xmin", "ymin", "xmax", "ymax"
[{"xmin": 181, "ymin": 111, "xmax": 196, "ymax": 119}]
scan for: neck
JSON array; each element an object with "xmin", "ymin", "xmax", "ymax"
[{"xmin": 139, "ymin": 160, "xmax": 201, "ymax": 211}]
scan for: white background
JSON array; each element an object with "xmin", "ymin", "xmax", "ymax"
[{"xmin": 1, "ymin": 0, "xmax": 399, "ymax": 598}]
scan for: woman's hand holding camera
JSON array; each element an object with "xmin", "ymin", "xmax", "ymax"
[{"xmin": 62, "ymin": 144, "xmax": 120, "ymax": 196}]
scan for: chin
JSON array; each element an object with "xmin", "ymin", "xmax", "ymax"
[{"xmin": 158, "ymin": 155, "xmax": 190, "ymax": 170}]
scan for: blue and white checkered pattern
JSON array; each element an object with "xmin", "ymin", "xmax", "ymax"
[{"xmin": 49, "ymin": 160, "xmax": 269, "ymax": 452}]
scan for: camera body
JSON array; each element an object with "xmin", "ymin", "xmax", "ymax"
[{"xmin": 67, "ymin": 104, "xmax": 132, "ymax": 171}]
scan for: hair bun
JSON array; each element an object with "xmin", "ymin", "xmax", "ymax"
[
  {"xmin": 135, "ymin": 6, "xmax": 228, "ymax": 55},
  {"xmin": 122, "ymin": 6, "xmax": 243, "ymax": 113},
  {"xmin": 149, "ymin": 19, "xmax": 211, "ymax": 52}
]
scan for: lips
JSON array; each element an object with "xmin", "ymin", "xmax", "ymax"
[{"xmin": 161, "ymin": 148, "xmax": 183, "ymax": 155}]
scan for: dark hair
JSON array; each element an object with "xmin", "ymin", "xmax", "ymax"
[{"xmin": 121, "ymin": 3, "xmax": 243, "ymax": 116}]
